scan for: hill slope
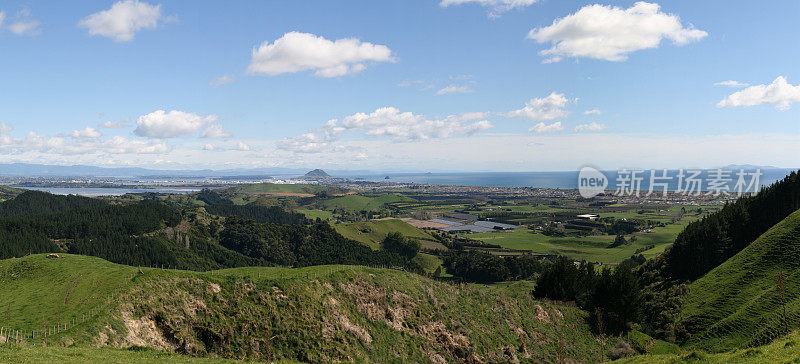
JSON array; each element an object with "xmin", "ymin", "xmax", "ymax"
[
  {"xmin": 334, "ymin": 219, "xmax": 438, "ymax": 249},
  {"xmin": 0, "ymin": 254, "xmax": 614, "ymax": 362},
  {"xmin": 679, "ymin": 209, "xmax": 800, "ymax": 351},
  {"xmin": 319, "ymin": 194, "xmax": 414, "ymax": 212},
  {"xmin": 617, "ymin": 331, "xmax": 800, "ymax": 364}
]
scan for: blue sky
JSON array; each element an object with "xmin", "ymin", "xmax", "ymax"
[{"xmin": 0, "ymin": 0, "xmax": 799, "ymax": 171}]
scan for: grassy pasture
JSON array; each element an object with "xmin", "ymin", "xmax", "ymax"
[
  {"xmin": 465, "ymin": 216, "xmax": 697, "ymax": 263},
  {"xmin": 679, "ymin": 209, "xmax": 800, "ymax": 352},
  {"xmin": 0, "ymin": 254, "xmax": 614, "ymax": 363},
  {"xmin": 334, "ymin": 219, "xmax": 437, "ymax": 249}
]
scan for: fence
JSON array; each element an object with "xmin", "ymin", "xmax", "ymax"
[{"xmin": 0, "ymin": 270, "xmax": 137, "ymax": 344}]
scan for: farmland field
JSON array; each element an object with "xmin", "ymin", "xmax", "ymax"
[{"xmin": 465, "ymin": 215, "xmax": 700, "ymax": 263}]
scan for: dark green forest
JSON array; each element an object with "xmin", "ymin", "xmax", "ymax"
[{"xmin": 0, "ymin": 191, "xmax": 405, "ymax": 270}]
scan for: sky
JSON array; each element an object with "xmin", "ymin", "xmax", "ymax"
[{"xmin": 0, "ymin": 0, "xmax": 799, "ymax": 172}]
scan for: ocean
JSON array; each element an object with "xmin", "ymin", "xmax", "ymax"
[{"xmin": 346, "ymin": 168, "xmax": 796, "ymax": 191}]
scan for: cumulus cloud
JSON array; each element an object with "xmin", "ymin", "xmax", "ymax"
[
  {"xmin": 574, "ymin": 122, "xmax": 607, "ymax": 132},
  {"xmin": 134, "ymin": 110, "xmax": 218, "ymax": 138},
  {"xmin": 714, "ymin": 80, "xmax": 749, "ymax": 88},
  {"xmin": 506, "ymin": 92, "xmax": 573, "ymax": 121},
  {"xmin": 340, "ymin": 107, "xmax": 492, "ymax": 140},
  {"xmin": 583, "ymin": 108, "xmax": 602, "ymax": 115},
  {"xmin": 247, "ymin": 32, "xmax": 394, "ymax": 77},
  {"xmin": 440, "ymin": 0, "xmax": 540, "ymax": 17},
  {"xmin": 79, "ymin": 0, "xmax": 172, "ymax": 42},
  {"xmin": 0, "ymin": 125, "xmax": 167, "ymax": 155},
  {"xmin": 200, "ymin": 124, "xmax": 231, "ymax": 138},
  {"xmin": 436, "ymin": 85, "xmax": 474, "ymax": 95},
  {"xmin": 717, "ymin": 76, "xmax": 800, "ymax": 110},
  {"xmin": 278, "ymin": 132, "xmax": 330, "ymax": 153},
  {"xmin": 528, "ymin": 2, "xmax": 707, "ymax": 63},
  {"xmin": 278, "ymin": 108, "xmax": 493, "ymax": 153},
  {"xmin": 98, "ymin": 120, "xmax": 125, "ymax": 128},
  {"xmin": 529, "ymin": 121, "xmax": 564, "ymax": 133},
  {"xmin": 235, "ymin": 141, "xmax": 252, "ymax": 151},
  {"xmin": 70, "ymin": 126, "xmax": 102, "ymax": 139},
  {"xmin": 6, "ymin": 8, "xmax": 41, "ymax": 36},
  {"xmin": 209, "ymin": 75, "xmax": 234, "ymax": 87}
]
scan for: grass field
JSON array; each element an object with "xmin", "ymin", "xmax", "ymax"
[
  {"xmin": 0, "ymin": 254, "xmax": 615, "ymax": 362},
  {"xmin": 334, "ymin": 219, "xmax": 438, "ymax": 249},
  {"xmin": 679, "ymin": 209, "xmax": 800, "ymax": 352},
  {"xmin": 0, "ymin": 345, "xmax": 248, "ymax": 363},
  {"xmin": 0, "ymin": 254, "xmax": 135, "ymax": 342},
  {"xmin": 465, "ymin": 217, "xmax": 697, "ymax": 263},
  {"xmin": 318, "ymin": 194, "xmax": 414, "ymax": 212},
  {"xmin": 617, "ymin": 331, "xmax": 800, "ymax": 363},
  {"xmin": 229, "ymin": 183, "xmax": 347, "ymax": 195},
  {"xmin": 295, "ymin": 209, "xmax": 333, "ymax": 220}
]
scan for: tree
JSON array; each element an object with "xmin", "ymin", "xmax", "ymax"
[
  {"xmin": 608, "ymin": 234, "xmax": 627, "ymax": 248},
  {"xmin": 586, "ymin": 266, "xmax": 642, "ymax": 335},
  {"xmin": 381, "ymin": 232, "xmax": 420, "ymax": 260}
]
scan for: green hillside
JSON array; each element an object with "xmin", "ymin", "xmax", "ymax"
[
  {"xmin": 679, "ymin": 209, "xmax": 800, "ymax": 352},
  {"xmin": 229, "ymin": 183, "xmax": 348, "ymax": 195},
  {"xmin": 617, "ymin": 330, "xmax": 800, "ymax": 363},
  {"xmin": 0, "ymin": 254, "xmax": 614, "ymax": 363},
  {"xmin": 319, "ymin": 194, "xmax": 414, "ymax": 212},
  {"xmin": 334, "ymin": 219, "xmax": 437, "ymax": 249},
  {"xmin": 0, "ymin": 345, "xmax": 245, "ymax": 364},
  {"xmin": 0, "ymin": 185, "xmax": 23, "ymax": 202}
]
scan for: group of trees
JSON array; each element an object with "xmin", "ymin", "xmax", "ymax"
[
  {"xmin": 0, "ymin": 192, "xmax": 198, "ymax": 267},
  {"xmin": 219, "ymin": 216, "xmax": 408, "ymax": 268},
  {"xmin": 442, "ymin": 251, "xmax": 543, "ymax": 283},
  {"xmin": 205, "ymin": 204, "xmax": 308, "ymax": 225},
  {"xmin": 533, "ymin": 257, "xmax": 642, "ymax": 335}
]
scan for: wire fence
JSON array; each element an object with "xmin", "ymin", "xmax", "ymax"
[{"xmin": 0, "ymin": 270, "xmax": 137, "ymax": 344}]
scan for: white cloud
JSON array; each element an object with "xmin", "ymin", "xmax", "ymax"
[
  {"xmin": 209, "ymin": 75, "xmax": 234, "ymax": 87},
  {"xmin": 200, "ymin": 124, "xmax": 231, "ymax": 138},
  {"xmin": 134, "ymin": 110, "xmax": 218, "ymax": 138},
  {"xmin": 98, "ymin": 121, "xmax": 125, "ymax": 128},
  {"xmin": 436, "ymin": 85, "xmax": 474, "ymax": 95},
  {"xmin": 714, "ymin": 80, "xmax": 749, "ymax": 88},
  {"xmin": 528, "ymin": 2, "xmax": 707, "ymax": 63},
  {"xmin": 340, "ymin": 107, "xmax": 492, "ymax": 140},
  {"xmin": 6, "ymin": 8, "xmax": 40, "ymax": 36},
  {"xmin": 717, "ymin": 76, "xmax": 800, "ymax": 111},
  {"xmin": 440, "ymin": 0, "xmax": 540, "ymax": 17},
  {"xmin": 235, "ymin": 141, "xmax": 252, "ymax": 151},
  {"xmin": 0, "ymin": 11, "xmax": 5, "ymax": 28},
  {"xmin": 278, "ymin": 132, "xmax": 330, "ymax": 153},
  {"xmin": 79, "ymin": 0, "xmax": 171, "ymax": 42},
  {"xmin": 583, "ymin": 108, "xmax": 602, "ymax": 115},
  {"xmin": 506, "ymin": 92, "xmax": 573, "ymax": 121},
  {"xmin": 0, "ymin": 126, "xmax": 167, "ymax": 155},
  {"xmin": 398, "ymin": 79, "xmax": 422, "ymax": 87},
  {"xmin": 278, "ymin": 108, "xmax": 493, "ymax": 153},
  {"xmin": 246, "ymin": 32, "xmax": 394, "ymax": 77},
  {"xmin": 203, "ymin": 143, "xmax": 219, "ymax": 151},
  {"xmin": 70, "ymin": 126, "xmax": 102, "ymax": 139},
  {"xmin": 574, "ymin": 122, "xmax": 607, "ymax": 132},
  {"xmin": 529, "ymin": 121, "xmax": 564, "ymax": 133}
]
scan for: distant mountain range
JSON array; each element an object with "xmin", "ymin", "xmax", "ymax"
[{"xmin": 0, "ymin": 163, "xmax": 371, "ymax": 178}]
